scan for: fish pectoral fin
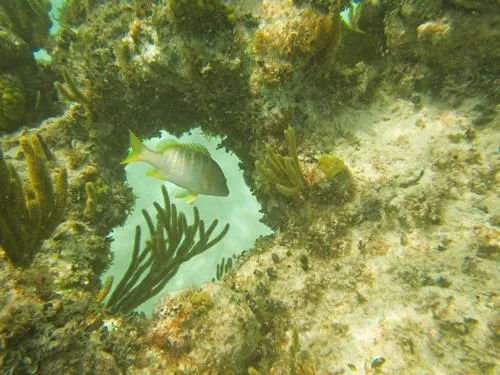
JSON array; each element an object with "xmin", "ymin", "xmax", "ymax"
[
  {"xmin": 175, "ymin": 190, "xmax": 198, "ymax": 204},
  {"xmin": 184, "ymin": 194, "xmax": 199, "ymax": 204},
  {"xmin": 146, "ymin": 168, "xmax": 166, "ymax": 179}
]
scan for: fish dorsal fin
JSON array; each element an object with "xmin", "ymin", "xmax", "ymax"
[
  {"xmin": 156, "ymin": 139, "xmax": 210, "ymax": 156},
  {"xmin": 156, "ymin": 139, "xmax": 179, "ymax": 152},
  {"xmin": 180, "ymin": 143, "xmax": 210, "ymax": 155}
]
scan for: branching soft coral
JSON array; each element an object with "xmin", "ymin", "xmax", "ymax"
[
  {"xmin": 0, "ymin": 134, "xmax": 67, "ymax": 267},
  {"xmin": 106, "ymin": 185, "xmax": 230, "ymax": 313},
  {"xmin": 255, "ymin": 127, "xmax": 307, "ymax": 198}
]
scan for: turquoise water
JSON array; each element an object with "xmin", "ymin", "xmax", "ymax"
[
  {"xmin": 32, "ymin": 0, "xmax": 65, "ymax": 63},
  {"xmin": 49, "ymin": 0, "xmax": 65, "ymax": 34}
]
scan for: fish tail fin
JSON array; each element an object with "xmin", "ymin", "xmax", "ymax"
[{"xmin": 121, "ymin": 130, "xmax": 145, "ymax": 164}]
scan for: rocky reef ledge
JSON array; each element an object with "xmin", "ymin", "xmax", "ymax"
[{"xmin": 0, "ymin": 0, "xmax": 498, "ymax": 373}]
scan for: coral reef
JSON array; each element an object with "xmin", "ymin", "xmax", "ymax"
[
  {"xmin": 145, "ymin": 284, "xmax": 263, "ymax": 373},
  {"xmin": 0, "ymin": 110, "xmax": 135, "ymax": 373},
  {"xmin": 0, "ymin": 0, "xmax": 58, "ymax": 133},
  {"xmin": 254, "ymin": 124, "xmax": 354, "ymax": 232},
  {"xmin": 252, "ymin": 1, "xmax": 342, "ymax": 69},
  {"xmin": 0, "ymin": 0, "xmax": 498, "ymax": 373},
  {"xmin": 382, "ymin": 0, "xmax": 500, "ymax": 101}
]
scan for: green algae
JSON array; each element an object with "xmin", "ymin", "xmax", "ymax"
[
  {"xmin": 162, "ymin": 0, "xmax": 236, "ymax": 36},
  {"xmin": 0, "ymin": 74, "xmax": 26, "ymax": 132}
]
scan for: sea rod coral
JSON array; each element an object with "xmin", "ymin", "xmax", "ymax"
[
  {"xmin": 0, "ymin": 133, "xmax": 67, "ymax": 267},
  {"xmin": 106, "ymin": 185, "xmax": 230, "ymax": 313},
  {"xmin": 255, "ymin": 126, "xmax": 307, "ymax": 198}
]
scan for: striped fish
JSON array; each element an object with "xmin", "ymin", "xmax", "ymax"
[{"xmin": 122, "ymin": 130, "xmax": 229, "ymax": 203}]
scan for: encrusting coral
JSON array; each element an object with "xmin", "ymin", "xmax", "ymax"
[
  {"xmin": 163, "ymin": 0, "xmax": 236, "ymax": 35},
  {"xmin": 0, "ymin": 0, "xmax": 496, "ymax": 373},
  {"xmin": 106, "ymin": 185, "xmax": 230, "ymax": 314},
  {"xmin": 251, "ymin": 0, "xmax": 342, "ymax": 89},
  {"xmin": 0, "ymin": 134, "xmax": 67, "ymax": 267}
]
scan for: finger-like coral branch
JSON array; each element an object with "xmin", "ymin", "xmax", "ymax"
[
  {"xmin": 0, "ymin": 134, "xmax": 67, "ymax": 267},
  {"xmin": 255, "ymin": 126, "xmax": 307, "ymax": 198},
  {"xmin": 54, "ymin": 68, "xmax": 95, "ymax": 122},
  {"xmin": 97, "ymin": 276, "xmax": 114, "ymax": 304},
  {"xmin": 84, "ymin": 181, "xmax": 97, "ymax": 218},
  {"xmin": 215, "ymin": 256, "xmax": 233, "ymax": 281},
  {"xmin": 0, "ymin": 74, "xmax": 27, "ymax": 132}
]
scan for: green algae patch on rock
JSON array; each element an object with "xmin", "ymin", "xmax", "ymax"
[
  {"xmin": 0, "ymin": 26, "xmax": 32, "ymax": 67},
  {"xmin": 163, "ymin": 0, "xmax": 237, "ymax": 36},
  {"xmin": 0, "ymin": 74, "xmax": 26, "ymax": 132},
  {"xmin": 0, "ymin": 0, "xmax": 51, "ymax": 50},
  {"xmin": 251, "ymin": 0, "xmax": 342, "ymax": 89}
]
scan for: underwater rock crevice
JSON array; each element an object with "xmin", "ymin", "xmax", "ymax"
[{"xmin": 0, "ymin": 0, "xmax": 498, "ymax": 373}]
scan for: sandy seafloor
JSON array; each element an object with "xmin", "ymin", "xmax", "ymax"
[
  {"xmin": 236, "ymin": 95, "xmax": 499, "ymax": 373},
  {"xmin": 0, "ymin": 0, "xmax": 499, "ymax": 373}
]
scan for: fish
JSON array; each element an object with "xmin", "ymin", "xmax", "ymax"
[{"xmin": 122, "ymin": 130, "xmax": 229, "ymax": 203}]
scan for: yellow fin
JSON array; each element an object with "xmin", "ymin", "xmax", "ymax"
[
  {"xmin": 121, "ymin": 130, "xmax": 145, "ymax": 164},
  {"xmin": 175, "ymin": 190, "xmax": 198, "ymax": 204},
  {"xmin": 146, "ymin": 168, "xmax": 166, "ymax": 180},
  {"xmin": 156, "ymin": 139, "xmax": 210, "ymax": 156},
  {"xmin": 180, "ymin": 143, "xmax": 210, "ymax": 155}
]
